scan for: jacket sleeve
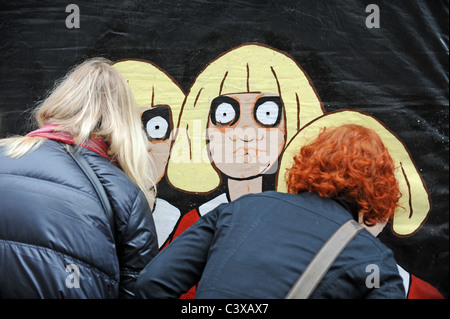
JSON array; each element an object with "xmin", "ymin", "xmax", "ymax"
[
  {"xmin": 134, "ymin": 206, "xmax": 220, "ymax": 299},
  {"xmin": 363, "ymin": 250, "xmax": 406, "ymax": 299},
  {"xmin": 117, "ymin": 190, "xmax": 159, "ymax": 298}
]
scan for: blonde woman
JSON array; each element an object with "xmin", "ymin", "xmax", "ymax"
[{"xmin": 0, "ymin": 58, "xmax": 158, "ymax": 298}]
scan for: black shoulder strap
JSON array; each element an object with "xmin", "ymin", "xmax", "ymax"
[
  {"xmin": 285, "ymin": 219, "xmax": 364, "ymax": 299},
  {"xmin": 67, "ymin": 145, "xmax": 115, "ymax": 239}
]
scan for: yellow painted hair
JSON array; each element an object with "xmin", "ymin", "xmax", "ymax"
[
  {"xmin": 112, "ymin": 59, "xmax": 185, "ymax": 122},
  {"xmin": 167, "ymin": 43, "xmax": 325, "ymax": 193}
]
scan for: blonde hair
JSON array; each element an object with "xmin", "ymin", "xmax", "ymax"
[
  {"xmin": 112, "ymin": 59, "xmax": 185, "ymax": 122},
  {"xmin": 167, "ymin": 43, "xmax": 325, "ymax": 193},
  {"xmin": 0, "ymin": 57, "xmax": 156, "ymax": 206}
]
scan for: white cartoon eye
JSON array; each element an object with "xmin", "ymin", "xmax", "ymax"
[
  {"xmin": 146, "ymin": 116, "xmax": 169, "ymax": 140},
  {"xmin": 215, "ymin": 102, "xmax": 236, "ymax": 125},
  {"xmin": 255, "ymin": 101, "xmax": 279, "ymax": 126}
]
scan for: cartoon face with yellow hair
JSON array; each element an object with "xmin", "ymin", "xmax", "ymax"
[
  {"xmin": 167, "ymin": 43, "xmax": 325, "ymax": 202},
  {"xmin": 113, "ymin": 59, "xmax": 185, "ymax": 184}
]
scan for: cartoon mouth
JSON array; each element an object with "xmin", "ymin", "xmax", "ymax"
[
  {"xmin": 233, "ymin": 147, "xmax": 266, "ymax": 156},
  {"xmin": 232, "ymin": 147, "xmax": 267, "ymax": 164}
]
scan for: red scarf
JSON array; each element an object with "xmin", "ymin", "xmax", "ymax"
[{"xmin": 26, "ymin": 124, "xmax": 114, "ymax": 163}]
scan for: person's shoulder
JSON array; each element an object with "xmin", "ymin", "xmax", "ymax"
[
  {"xmin": 82, "ymin": 148, "xmax": 136, "ymax": 188},
  {"xmin": 238, "ymin": 190, "xmax": 296, "ymax": 201},
  {"xmin": 234, "ymin": 191, "xmax": 314, "ymax": 212},
  {"xmin": 240, "ymin": 190, "xmax": 326, "ymax": 209},
  {"xmin": 81, "ymin": 148, "xmax": 144, "ymax": 211},
  {"xmin": 0, "ymin": 139, "xmax": 83, "ymax": 180}
]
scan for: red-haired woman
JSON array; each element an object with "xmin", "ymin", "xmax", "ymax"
[
  {"xmin": 287, "ymin": 123, "xmax": 401, "ymax": 236},
  {"xmin": 134, "ymin": 124, "xmax": 405, "ymax": 299}
]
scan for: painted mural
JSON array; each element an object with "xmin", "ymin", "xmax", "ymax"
[
  {"xmin": 1, "ymin": 1, "xmax": 447, "ymax": 299},
  {"xmin": 112, "ymin": 43, "xmax": 443, "ymax": 298}
]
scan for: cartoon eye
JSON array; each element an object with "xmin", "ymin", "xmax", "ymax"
[
  {"xmin": 146, "ymin": 116, "xmax": 169, "ymax": 140},
  {"xmin": 254, "ymin": 101, "xmax": 281, "ymax": 126},
  {"xmin": 215, "ymin": 102, "xmax": 237, "ymax": 125}
]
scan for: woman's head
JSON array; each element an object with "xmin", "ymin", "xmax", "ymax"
[
  {"xmin": 286, "ymin": 123, "xmax": 401, "ymax": 226},
  {"xmin": 7, "ymin": 58, "xmax": 156, "ymax": 205},
  {"xmin": 36, "ymin": 58, "xmax": 138, "ymax": 144}
]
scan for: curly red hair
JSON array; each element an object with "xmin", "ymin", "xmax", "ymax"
[{"xmin": 286, "ymin": 124, "xmax": 401, "ymax": 226}]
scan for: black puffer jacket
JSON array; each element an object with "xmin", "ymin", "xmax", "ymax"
[{"xmin": 0, "ymin": 139, "xmax": 158, "ymax": 298}]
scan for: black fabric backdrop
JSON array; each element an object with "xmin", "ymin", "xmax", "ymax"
[{"xmin": 0, "ymin": 0, "xmax": 448, "ymax": 298}]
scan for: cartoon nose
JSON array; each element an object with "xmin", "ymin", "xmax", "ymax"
[{"xmin": 234, "ymin": 125, "xmax": 256, "ymax": 143}]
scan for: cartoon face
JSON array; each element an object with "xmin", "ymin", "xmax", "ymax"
[
  {"xmin": 206, "ymin": 92, "xmax": 286, "ymax": 179},
  {"xmin": 141, "ymin": 105, "xmax": 173, "ymax": 183}
]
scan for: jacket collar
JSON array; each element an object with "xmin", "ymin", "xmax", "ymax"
[
  {"xmin": 332, "ymin": 197, "xmax": 359, "ymax": 221},
  {"xmin": 26, "ymin": 124, "xmax": 113, "ymax": 162}
]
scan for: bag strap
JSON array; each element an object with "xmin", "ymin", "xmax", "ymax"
[
  {"xmin": 285, "ymin": 219, "xmax": 364, "ymax": 299},
  {"xmin": 67, "ymin": 145, "xmax": 115, "ymax": 239}
]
